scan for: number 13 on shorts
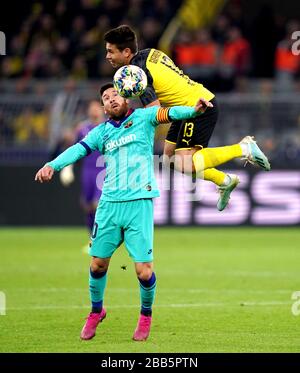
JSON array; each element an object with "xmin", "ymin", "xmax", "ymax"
[{"xmin": 183, "ymin": 122, "xmax": 194, "ymax": 138}]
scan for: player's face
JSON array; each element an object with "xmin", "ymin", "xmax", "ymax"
[
  {"xmin": 106, "ymin": 43, "xmax": 129, "ymax": 68},
  {"xmin": 101, "ymin": 87, "xmax": 129, "ymax": 119}
]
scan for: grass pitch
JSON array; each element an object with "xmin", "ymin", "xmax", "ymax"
[{"xmin": 0, "ymin": 227, "xmax": 300, "ymax": 352}]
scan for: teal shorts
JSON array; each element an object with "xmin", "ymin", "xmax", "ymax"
[{"xmin": 89, "ymin": 198, "xmax": 154, "ymax": 262}]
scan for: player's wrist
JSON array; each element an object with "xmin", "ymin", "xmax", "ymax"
[{"xmin": 45, "ymin": 162, "xmax": 56, "ymax": 172}]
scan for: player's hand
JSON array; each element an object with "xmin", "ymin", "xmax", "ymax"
[
  {"xmin": 60, "ymin": 165, "xmax": 75, "ymax": 187},
  {"xmin": 34, "ymin": 165, "xmax": 54, "ymax": 183},
  {"xmin": 194, "ymin": 98, "xmax": 213, "ymax": 114}
]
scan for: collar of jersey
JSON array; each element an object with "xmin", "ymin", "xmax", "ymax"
[{"xmin": 107, "ymin": 108, "xmax": 135, "ymax": 128}]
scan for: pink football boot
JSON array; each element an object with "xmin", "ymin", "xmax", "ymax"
[
  {"xmin": 133, "ymin": 314, "xmax": 152, "ymax": 341},
  {"xmin": 80, "ymin": 308, "xmax": 106, "ymax": 340}
]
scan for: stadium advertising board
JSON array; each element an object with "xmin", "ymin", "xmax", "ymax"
[{"xmin": 154, "ymin": 170, "xmax": 300, "ymax": 226}]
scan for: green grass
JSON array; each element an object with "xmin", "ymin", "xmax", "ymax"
[{"xmin": 0, "ymin": 227, "xmax": 300, "ymax": 352}]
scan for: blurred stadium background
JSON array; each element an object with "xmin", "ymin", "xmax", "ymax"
[
  {"xmin": 0, "ymin": 0, "xmax": 299, "ymax": 226},
  {"xmin": 0, "ymin": 0, "xmax": 300, "ymax": 354}
]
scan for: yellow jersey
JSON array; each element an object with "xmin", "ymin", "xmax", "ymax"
[{"xmin": 130, "ymin": 48, "xmax": 215, "ymax": 107}]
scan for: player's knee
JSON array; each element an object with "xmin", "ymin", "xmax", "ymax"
[
  {"xmin": 163, "ymin": 142, "xmax": 176, "ymax": 158},
  {"xmin": 162, "ymin": 154, "xmax": 175, "ymax": 169},
  {"xmin": 90, "ymin": 257, "xmax": 109, "ymax": 273},
  {"xmin": 138, "ymin": 271, "xmax": 153, "ymax": 281},
  {"xmin": 174, "ymin": 149, "xmax": 196, "ymax": 174},
  {"xmin": 136, "ymin": 264, "xmax": 153, "ymax": 281}
]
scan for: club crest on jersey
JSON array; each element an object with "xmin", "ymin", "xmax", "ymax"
[
  {"xmin": 104, "ymin": 133, "xmax": 136, "ymax": 152},
  {"xmin": 124, "ymin": 121, "xmax": 133, "ymax": 129}
]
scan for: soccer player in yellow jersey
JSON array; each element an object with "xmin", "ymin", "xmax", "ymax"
[{"xmin": 104, "ymin": 25, "xmax": 270, "ymax": 210}]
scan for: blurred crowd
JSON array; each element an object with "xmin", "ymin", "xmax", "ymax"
[
  {"xmin": 1, "ymin": 0, "xmax": 300, "ymax": 92},
  {"xmin": 0, "ymin": 0, "xmax": 300, "ymax": 166},
  {"xmin": 171, "ymin": 1, "xmax": 300, "ymax": 93},
  {"xmin": 0, "ymin": 0, "xmax": 180, "ymax": 81}
]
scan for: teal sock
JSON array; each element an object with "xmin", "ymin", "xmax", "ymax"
[
  {"xmin": 138, "ymin": 272, "xmax": 156, "ymax": 316},
  {"xmin": 89, "ymin": 268, "xmax": 107, "ymax": 313}
]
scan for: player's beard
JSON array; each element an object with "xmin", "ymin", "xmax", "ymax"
[{"xmin": 108, "ymin": 104, "xmax": 128, "ymax": 120}]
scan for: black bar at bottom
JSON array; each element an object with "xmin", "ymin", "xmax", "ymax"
[{"xmin": 0, "ymin": 353, "xmax": 300, "ymax": 369}]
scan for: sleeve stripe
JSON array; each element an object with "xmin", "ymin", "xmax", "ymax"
[
  {"xmin": 156, "ymin": 108, "xmax": 170, "ymax": 123},
  {"xmin": 79, "ymin": 141, "xmax": 92, "ymax": 155}
]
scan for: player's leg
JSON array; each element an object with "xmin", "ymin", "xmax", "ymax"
[
  {"xmin": 163, "ymin": 110, "xmax": 232, "ymax": 188},
  {"xmin": 174, "ymin": 98, "xmax": 270, "ymax": 173},
  {"xmin": 122, "ymin": 199, "xmax": 156, "ymax": 341},
  {"xmin": 172, "ymin": 99, "xmax": 239, "ymax": 209},
  {"xmin": 81, "ymin": 168, "xmax": 104, "ymax": 253},
  {"xmin": 174, "ymin": 97, "xmax": 227, "ymax": 174},
  {"xmin": 163, "ymin": 112, "xmax": 235, "ymax": 184},
  {"xmin": 80, "ymin": 256, "xmax": 110, "ymax": 340},
  {"xmin": 81, "ymin": 201, "xmax": 124, "ymax": 340},
  {"xmin": 175, "ymin": 142, "xmax": 267, "ymax": 211},
  {"xmin": 163, "ymin": 141, "xmax": 176, "ymax": 168},
  {"xmin": 133, "ymin": 261, "xmax": 156, "ymax": 341},
  {"xmin": 191, "ymin": 136, "xmax": 271, "ymax": 173},
  {"xmin": 174, "ymin": 99, "xmax": 270, "ymax": 209},
  {"xmin": 163, "ymin": 120, "xmax": 181, "ymax": 167},
  {"xmin": 88, "ymin": 168, "xmax": 103, "ymax": 234},
  {"xmin": 80, "ymin": 169, "xmax": 96, "ymax": 233}
]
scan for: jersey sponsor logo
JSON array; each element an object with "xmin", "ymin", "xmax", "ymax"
[{"xmin": 104, "ymin": 134, "xmax": 136, "ymax": 152}]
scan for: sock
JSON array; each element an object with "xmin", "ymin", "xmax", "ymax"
[
  {"xmin": 86, "ymin": 212, "xmax": 95, "ymax": 233},
  {"xmin": 138, "ymin": 272, "xmax": 156, "ymax": 316},
  {"xmin": 89, "ymin": 268, "xmax": 107, "ymax": 313},
  {"xmin": 193, "ymin": 145, "xmax": 243, "ymax": 174},
  {"xmin": 204, "ymin": 168, "xmax": 227, "ymax": 186}
]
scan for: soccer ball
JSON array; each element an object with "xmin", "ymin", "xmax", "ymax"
[{"xmin": 113, "ymin": 65, "xmax": 147, "ymax": 98}]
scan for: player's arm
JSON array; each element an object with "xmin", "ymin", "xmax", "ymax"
[
  {"xmin": 145, "ymin": 99, "xmax": 160, "ymax": 108},
  {"xmin": 149, "ymin": 98, "xmax": 213, "ymax": 125},
  {"xmin": 35, "ymin": 142, "xmax": 89, "ymax": 183},
  {"xmin": 140, "ymin": 87, "xmax": 160, "ymax": 108},
  {"xmin": 35, "ymin": 127, "xmax": 101, "ymax": 183},
  {"xmin": 139, "ymin": 67, "xmax": 160, "ymax": 108},
  {"xmin": 59, "ymin": 123, "xmax": 83, "ymax": 186}
]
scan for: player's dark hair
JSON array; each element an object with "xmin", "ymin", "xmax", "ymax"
[
  {"xmin": 104, "ymin": 25, "xmax": 138, "ymax": 54},
  {"xmin": 99, "ymin": 83, "xmax": 114, "ymax": 98}
]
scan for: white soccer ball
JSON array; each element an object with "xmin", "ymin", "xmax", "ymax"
[{"xmin": 113, "ymin": 65, "xmax": 147, "ymax": 98}]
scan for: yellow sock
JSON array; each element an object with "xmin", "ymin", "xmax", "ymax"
[
  {"xmin": 204, "ymin": 168, "xmax": 226, "ymax": 186},
  {"xmin": 192, "ymin": 145, "xmax": 242, "ymax": 173}
]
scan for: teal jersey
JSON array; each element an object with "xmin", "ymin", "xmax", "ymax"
[
  {"xmin": 82, "ymin": 107, "xmax": 160, "ymax": 201},
  {"xmin": 47, "ymin": 105, "xmax": 199, "ymax": 202}
]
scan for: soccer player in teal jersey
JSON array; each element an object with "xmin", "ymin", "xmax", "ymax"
[{"xmin": 35, "ymin": 83, "xmax": 213, "ymax": 341}]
